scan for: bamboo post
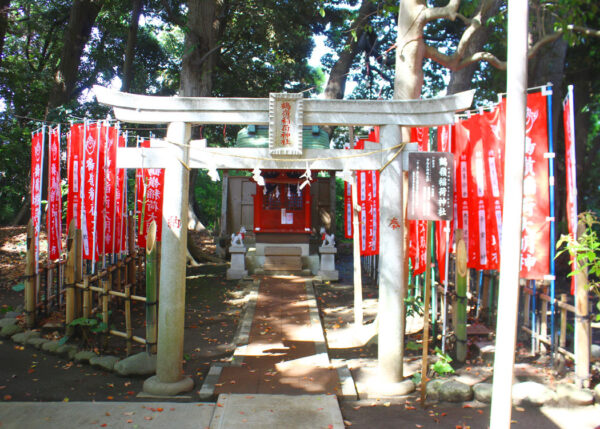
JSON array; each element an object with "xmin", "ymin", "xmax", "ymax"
[
  {"xmin": 351, "ymin": 173, "xmax": 363, "ymax": 327},
  {"xmin": 455, "ymin": 229, "xmax": 467, "ymax": 363},
  {"xmin": 420, "ymin": 221, "xmax": 432, "ymax": 406},
  {"xmin": 102, "ymin": 269, "xmax": 110, "ymax": 344},
  {"xmin": 574, "ymin": 220, "xmax": 590, "ymax": 388},
  {"xmin": 540, "ymin": 297, "xmax": 548, "ymax": 355},
  {"xmin": 65, "ymin": 221, "xmax": 76, "ymax": 334},
  {"xmin": 25, "ymin": 220, "xmax": 36, "ymax": 329},
  {"xmin": 75, "ymin": 235, "xmax": 83, "ymax": 320},
  {"xmin": 127, "ymin": 214, "xmax": 136, "ymax": 294},
  {"xmin": 523, "ymin": 290, "xmax": 531, "ymax": 328},
  {"xmin": 481, "ymin": 272, "xmax": 490, "ymax": 322},
  {"xmin": 46, "ymin": 262, "xmax": 53, "ymax": 313},
  {"xmin": 560, "ymin": 294, "xmax": 567, "ymax": 349},
  {"xmin": 125, "ymin": 282, "xmax": 133, "ymax": 356},
  {"xmin": 82, "ymin": 276, "xmax": 91, "ymax": 319},
  {"xmin": 146, "ymin": 221, "xmax": 158, "ymax": 354}
]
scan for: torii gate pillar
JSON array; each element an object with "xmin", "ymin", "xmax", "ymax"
[
  {"xmin": 378, "ymin": 124, "xmax": 407, "ymax": 381},
  {"xmin": 143, "ymin": 122, "xmax": 194, "ymax": 396}
]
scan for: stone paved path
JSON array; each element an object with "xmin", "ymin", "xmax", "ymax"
[{"xmin": 214, "ymin": 276, "xmax": 341, "ymax": 396}]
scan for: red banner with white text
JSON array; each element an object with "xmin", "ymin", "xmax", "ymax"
[
  {"xmin": 82, "ymin": 123, "xmax": 103, "ymax": 261},
  {"xmin": 136, "ymin": 140, "xmax": 165, "ymax": 248},
  {"xmin": 356, "ymin": 169, "xmax": 380, "ymax": 256},
  {"xmin": 563, "ymin": 86, "xmax": 578, "ymax": 293},
  {"xmin": 519, "ymin": 92, "xmax": 550, "ymax": 279},
  {"xmin": 409, "ymin": 127, "xmax": 429, "ymax": 275},
  {"xmin": 67, "ymin": 124, "xmax": 83, "ymax": 230},
  {"xmin": 47, "ymin": 126, "xmax": 62, "ymax": 260},
  {"xmin": 30, "ymin": 129, "xmax": 45, "ymax": 273},
  {"xmin": 435, "ymin": 124, "xmax": 453, "ymax": 284}
]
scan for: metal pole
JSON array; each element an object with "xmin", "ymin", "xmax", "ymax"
[
  {"xmin": 490, "ymin": 1, "xmax": 529, "ymax": 427},
  {"xmin": 545, "ymin": 85, "xmax": 556, "ymax": 355}
]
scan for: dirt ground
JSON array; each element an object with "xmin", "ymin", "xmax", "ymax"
[{"xmin": 0, "ymin": 227, "xmax": 599, "ymax": 428}]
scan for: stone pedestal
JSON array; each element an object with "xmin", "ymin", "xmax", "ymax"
[
  {"xmin": 318, "ymin": 246, "xmax": 338, "ymax": 281},
  {"xmin": 227, "ymin": 245, "xmax": 248, "ymax": 280}
]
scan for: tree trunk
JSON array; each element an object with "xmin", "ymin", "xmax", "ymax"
[
  {"xmin": 47, "ymin": 0, "xmax": 104, "ymax": 110},
  {"xmin": 180, "ymin": 0, "xmax": 225, "ymax": 232},
  {"xmin": 447, "ymin": 0, "xmax": 502, "ymax": 95},
  {"xmin": 323, "ymin": 0, "xmax": 377, "ymax": 100},
  {"xmin": 179, "ymin": 0, "xmax": 224, "ymax": 98},
  {"xmin": 122, "ymin": 0, "xmax": 143, "ymax": 93},
  {"xmin": 0, "ymin": 0, "xmax": 11, "ymax": 67}
]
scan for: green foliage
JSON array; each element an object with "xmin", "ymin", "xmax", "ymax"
[
  {"xmin": 556, "ymin": 211, "xmax": 600, "ymax": 321},
  {"xmin": 431, "ymin": 346, "xmax": 455, "ymax": 376},
  {"xmin": 405, "ymin": 294, "xmax": 424, "ymax": 317},
  {"xmin": 406, "ymin": 340, "xmax": 422, "ymax": 351}
]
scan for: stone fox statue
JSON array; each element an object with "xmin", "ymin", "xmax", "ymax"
[
  {"xmin": 231, "ymin": 226, "xmax": 246, "ymax": 246},
  {"xmin": 320, "ymin": 227, "xmax": 335, "ymax": 247}
]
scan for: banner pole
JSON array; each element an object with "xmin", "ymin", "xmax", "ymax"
[{"xmin": 545, "ymin": 84, "xmax": 556, "ymax": 355}]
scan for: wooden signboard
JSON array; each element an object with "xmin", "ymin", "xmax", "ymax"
[
  {"xmin": 407, "ymin": 152, "xmax": 454, "ymax": 221},
  {"xmin": 269, "ymin": 93, "xmax": 303, "ymax": 155}
]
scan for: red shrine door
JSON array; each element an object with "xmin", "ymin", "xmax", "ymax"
[{"xmin": 253, "ymin": 171, "xmax": 311, "ymax": 234}]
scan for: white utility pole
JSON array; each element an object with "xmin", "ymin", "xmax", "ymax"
[{"xmin": 490, "ymin": 0, "xmax": 529, "ymax": 427}]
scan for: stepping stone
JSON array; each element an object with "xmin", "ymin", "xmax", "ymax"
[
  {"xmin": 74, "ymin": 350, "xmax": 97, "ymax": 364},
  {"xmin": 473, "ymin": 382, "xmax": 493, "ymax": 403},
  {"xmin": 90, "ymin": 355, "xmax": 120, "ymax": 372},
  {"xmin": 12, "ymin": 330, "xmax": 40, "ymax": 345},
  {"xmin": 512, "ymin": 381, "xmax": 557, "ymax": 406},
  {"xmin": 438, "ymin": 379, "xmax": 473, "ymax": 402},
  {"xmin": 0, "ymin": 318, "xmax": 18, "ymax": 328},
  {"xmin": 556, "ymin": 383, "xmax": 595, "ymax": 406},
  {"xmin": 0, "ymin": 324, "xmax": 23, "ymax": 338},
  {"xmin": 114, "ymin": 352, "xmax": 156, "ymax": 376}
]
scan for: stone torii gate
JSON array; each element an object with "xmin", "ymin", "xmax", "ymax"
[{"xmin": 94, "ymin": 86, "xmax": 473, "ymax": 396}]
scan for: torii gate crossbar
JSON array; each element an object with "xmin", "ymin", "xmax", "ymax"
[{"xmin": 94, "ymin": 86, "xmax": 473, "ymax": 396}]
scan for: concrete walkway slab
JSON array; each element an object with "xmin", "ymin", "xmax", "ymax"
[
  {"xmin": 0, "ymin": 402, "xmax": 215, "ymax": 429},
  {"xmin": 209, "ymin": 393, "xmax": 345, "ymax": 429}
]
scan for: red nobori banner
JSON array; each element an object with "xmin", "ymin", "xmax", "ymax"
[
  {"xmin": 344, "ymin": 180, "xmax": 353, "ymax": 239},
  {"xmin": 136, "ymin": 140, "xmax": 165, "ymax": 248},
  {"xmin": 408, "ymin": 127, "xmax": 429, "ymax": 276},
  {"xmin": 357, "ymin": 169, "xmax": 380, "ymax": 256},
  {"xmin": 464, "ymin": 104, "xmax": 506, "ymax": 271},
  {"xmin": 563, "ymin": 86, "xmax": 578, "ymax": 293},
  {"xmin": 519, "ymin": 91, "xmax": 550, "ymax": 279},
  {"xmin": 82, "ymin": 122, "xmax": 104, "ymax": 261},
  {"xmin": 102, "ymin": 125, "xmax": 118, "ymax": 254},
  {"xmin": 114, "ymin": 133, "xmax": 127, "ymax": 255},
  {"xmin": 30, "ymin": 128, "xmax": 45, "ymax": 273},
  {"xmin": 435, "ymin": 124, "xmax": 453, "ymax": 285},
  {"xmin": 67, "ymin": 124, "xmax": 84, "ymax": 230},
  {"xmin": 47, "ymin": 126, "xmax": 62, "ymax": 261}
]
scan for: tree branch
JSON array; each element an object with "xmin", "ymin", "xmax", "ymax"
[
  {"xmin": 423, "ymin": 0, "xmax": 461, "ymax": 22},
  {"xmin": 160, "ymin": 0, "xmax": 186, "ymax": 29},
  {"xmin": 567, "ymin": 24, "xmax": 600, "ymax": 38}
]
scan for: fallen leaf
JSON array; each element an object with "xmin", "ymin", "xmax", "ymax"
[
  {"xmin": 105, "ymin": 412, "xmax": 111, "ymax": 417},
  {"xmin": 156, "ymin": 408, "xmax": 164, "ymax": 412},
  {"xmin": 462, "ymin": 404, "xmax": 472, "ymax": 408},
  {"xmin": 144, "ymin": 416, "xmax": 153, "ymax": 421},
  {"xmin": 3, "ymin": 395, "xmax": 11, "ymax": 401},
  {"xmin": 477, "ymin": 410, "xmax": 484, "ymax": 415},
  {"xmin": 383, "ymin": 402, "xmax": 391, "ymax": 407},
  {"xmin": 107, "ymin": 396, "xmax": 114, "ymax": 400},
  {"xmin": 127, "ymin": 419, "xmax": 133, "ymax": 424},
  {"xmin": 101, "ymin": 424, "xmax": 107, "ymax": 427},
  {"xmin": 344, "ymin": 420, "xmax": 352, "ymax": 426},
  {"xmin": 405, "ymin": 405, "xmax": 416, "ymax": 410},
  {"xmin": 123, "ymin": 412, "xmax": 134, "ymax": 416}
]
